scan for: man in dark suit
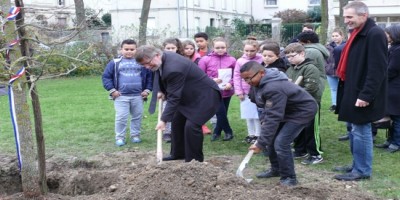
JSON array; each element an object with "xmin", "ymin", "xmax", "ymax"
[
  {"xmin": 333, "ymin": 1, "xmax": 387, "ymax": 181},
  {"xmin": 135, "ymin": 45, "xmax": 221, "ymax": 162}
]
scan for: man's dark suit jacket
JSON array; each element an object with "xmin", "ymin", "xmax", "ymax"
[{"xmin": 158, "ymin": 52, "xmax": 221, "ymax": 125}]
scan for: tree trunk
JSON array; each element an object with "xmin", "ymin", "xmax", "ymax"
[
  {"xmin": 338, "ymin": 0, "xmax": 349, "ymax": 31},
  {"xmin": 14, "ymin": 0, "xmax": 42, "ymax": 197},
  {"xmin": 12, "ymin": 83, "xmax": 41, "ymax": 198},
  {"xmin": 74, "ymin": 0, "xmax": 86, "ymax": 39},
  {"xmin": 28, "ymin": 82, "xmax": 47, "ymax": 194},
  {"xmin": 138, "ymin": 0, "xmax": 152, "ymax": 46},
  {"xmin": 320, "ymin": 0, "xmax": 329, "ymax": 44}
]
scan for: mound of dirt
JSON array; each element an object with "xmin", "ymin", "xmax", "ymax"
[{"xmin": 0, "ymin": 149, "xmax": 379, "ymax": 200}]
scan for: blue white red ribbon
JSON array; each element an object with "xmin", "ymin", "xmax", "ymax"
[
  {"xmin": 8, "ymin": 66, "xmax": 26, "ymax": 171},
  {"xmin": 5, "ymin": 39, "xmax": 20, "ymax": 60},
  {"xmin": 6, "ymin": 7, "xmax": 21, "ymax": 21}
]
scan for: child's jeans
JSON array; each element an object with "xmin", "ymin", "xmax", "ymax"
[{"xmin": 114, "ymin": 95, "xmax": 143, "ymax": 140}]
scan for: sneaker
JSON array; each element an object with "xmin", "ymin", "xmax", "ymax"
[
  {"xmin": 244, "ymin": 135, "xmax": 256, "ymax": 143},
  {"xmin": 329, "ymin": 105, "xmax": 336, "ymax": 112},
  {"xmin": 280, "ymin": 177, "xmax": 298, "ymax": 186},
  {"xmin": 387, "ymin": 144, "xmax": 400, "ymax": 153},
  {"xmin": 292, "ymin": 152, "xmax": 308, "ymax": 159},
  {"xmin": 250, "ymin": 136, "xmax": 258, "ymax": 144},
  {"xmin": 301, "ymin": 155, "xmax": 323, "ymax": 165},
  {"xmin": 131, "ymin": 136, "xmax": 141, "ymax": 143},
  {"xmin": 116, "ymin": 139, "xmax": 125, "ymax": 146},
  {"xmin": 375, "ymin": 141, "xmax": 390, "ymax": 148},
  {"xmin": 244, "ymin": 136, "xmax": 251, "ymax": 143}
]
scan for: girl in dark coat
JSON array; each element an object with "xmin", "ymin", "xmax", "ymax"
[{"xmin": 375, "ymin": 25, "xmax": 400, "ymax": 153}]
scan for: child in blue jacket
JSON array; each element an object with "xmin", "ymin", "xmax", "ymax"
[{"xmin": 102, "ymin": 39, "xmax": 152, "ymax": 146}]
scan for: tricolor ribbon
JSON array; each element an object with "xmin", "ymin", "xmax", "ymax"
[
  {"xmin": 6, "ymin": 7, "xmax": 21, "ymax": 21},
  {"xmin": 8, "ymin": 66, "xmax": 26, "ymax": 171},
  {"xmin": 5, "ymin": 39, "xmax": 20, "ymax": 61}
]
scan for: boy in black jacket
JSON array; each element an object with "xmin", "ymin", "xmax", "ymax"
[{"xmin": 240, "ymin": 61, "xmax": 317, "ymax": 186}]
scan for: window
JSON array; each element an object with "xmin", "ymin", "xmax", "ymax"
[
  {"xmin": 223, "ymin": 19, "xmax": 229, "ymax": 26},
  {"xmin": 210, "ymin": 18, "xmax": 215, "ymax": 27},
  {"xmin": 232, "ymin": 0, "xmax": 237, "ymax": 10},
  {"xmin": 265, "ymin": 0, "xmax": 277, "ymax": 5},
  {"xmin": 195, "ymin": 17, "xmax": 200, "ymax": 29},
  {"xmin": 309, "ymin": 0, "xmax": 320, "ymax": 5},
  {"xmin": 222, "ymin": 0, "xmax": 227, "ymax": 10},
  {"xmin": 209, "ymin": 0, "xmax": 215, "ymax": 8},
  {"xmin": 57, "ymin": 17, "xmax": 66, "ymax": 26},
  {"xmin": 58, "ymin": 0, "xmax": 65, "ymax": 6}
]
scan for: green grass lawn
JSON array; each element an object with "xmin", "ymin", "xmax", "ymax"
[{"xmin": 0, "ymin": 76, "xmax": 399, "ymax": 198}]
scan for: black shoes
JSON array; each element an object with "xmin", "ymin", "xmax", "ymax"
[
  {"xmin": 212, "ymin": 133, "xmax": 234, "ymax": 141},
  {"xmin": 211, "ymin": 134, "xmax": 220, "ymax": 141},
  {"xmin": 256, "ymin": 169, "xmax": 280, "ymax": 179},
  {"xmin": 332, "ymin": 165, "xmax": 352, "ymax": 173},
  {"xmin": 280, "ymin": 177, "xmax": 298, "ymax": 186},
  {"xmin": 162, "ymin": 155, "xmax": 184, "ymax": 161},
  {"xmin": 222, "ymin": 133, "xmax": 234, "ymax": 141},
  {"xmin": 374, "ymin": 142, "xmax": 390, "ymax": 149},
  {"xmin": 338, "ymin": 134, "xmax": 349, "ymax": 141},
  {"xmin": 334, "ymin": 172, "xmax": 370, "ymax": 181}
]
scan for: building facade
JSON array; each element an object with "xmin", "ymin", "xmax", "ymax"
[
  {"xmin": 9, "ymin": 0, "xmax": 400, "ymax": 44},
  {"xmin": 110, "ymin": 0, "xmax": 253, "ymax": 42},
  {"xmin": 18, "ymin": 0, "xmax": 112, "ymax": 27}
]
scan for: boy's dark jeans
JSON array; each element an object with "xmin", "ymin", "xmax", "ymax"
[{"xmin": 268, "ymin": 122, "xmax": 307, "ymax": 179}]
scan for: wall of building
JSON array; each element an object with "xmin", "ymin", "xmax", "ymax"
[{"xmin": 110, "ymin": 0, "xmax": 252, "ymax": 43}]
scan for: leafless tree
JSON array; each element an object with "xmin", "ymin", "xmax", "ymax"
[
  {"xmin": 139, "ymin": 0, "xmax": 152, "ymax": 46},
  {"xmin": 74, "ymin": 0, "xmax": 86, "ymax": 39},
  {"xmin": 0, "ymin": 0, "xmax": 92, "ymax": 197},
  {"xmin": 338, "ymin": 0, "xmax": 350, "ymax": 30},
  {"xmin": 320, "ymin": 0, "xmax": 329, "ymax": 44}
]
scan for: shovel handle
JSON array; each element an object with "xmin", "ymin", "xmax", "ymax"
[
  {"xmin": 156, "ymin": 99, "xmax": 163, "ymax": 164},
  {"xmin": 294, "ymin": 76, "xmax": 303, "ymax": 85}
]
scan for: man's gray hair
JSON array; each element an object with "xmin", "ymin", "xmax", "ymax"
[
  {"xmin": 343, "ymin": 1, "xmax": 369, "ymax": 15},
  {"xmin": 135, "ymin": 45, "xmax": 163, "ymax": 62}
]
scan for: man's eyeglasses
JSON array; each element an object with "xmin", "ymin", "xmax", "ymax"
[
  {"xmin": 244, "ymin": 71, "xmax": 260, "ymax": 82},
  {"xmin": 142, "ymin": 57, "xmax": 154, "ymax": 65}
]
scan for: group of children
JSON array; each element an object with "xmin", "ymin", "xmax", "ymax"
[{"xmin": 102, "ymin": 32, "xmax": 328, "ymax": 187}]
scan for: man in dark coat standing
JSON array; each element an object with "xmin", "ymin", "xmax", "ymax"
[
  {"xmin": 334, "ymin": 1, "xmax": 388, "ymax": 181},
  {"xmin": 135, "ymin": 45, "xmax": 221, "ymax": 162}
]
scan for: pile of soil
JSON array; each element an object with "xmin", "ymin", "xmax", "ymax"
[{"xmin": 0, "ymin": 149, "xmax": 379, "ymax": 199}]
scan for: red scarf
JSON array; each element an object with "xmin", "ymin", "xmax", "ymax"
[{"xmin": 336, "ymin": 27, "xmax": 362, "ymax": 81}]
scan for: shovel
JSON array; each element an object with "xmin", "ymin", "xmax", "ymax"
[
  {"xmin": 156, "ymin": 99, "xmax": 163, "ymax": 164},
  {"xmin": 236, "ymin": 150, "xmax": 254, "ymax": 183}
]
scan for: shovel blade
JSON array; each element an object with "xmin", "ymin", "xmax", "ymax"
[{"xmin": 236, "ymin": 150, "xmax": 254, "ymax": 180}]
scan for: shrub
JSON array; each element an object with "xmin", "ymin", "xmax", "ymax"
[
  {"xmin": 274, "ymin": 9, "xmax": 308, "ymax": 23},
  {"xmin": 102, "ymin": 13, "xmax": 111, "ymax": 27},
  {"xmin": 307, "ymin": 6, "xmax": 321, "ymax": 22}
]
